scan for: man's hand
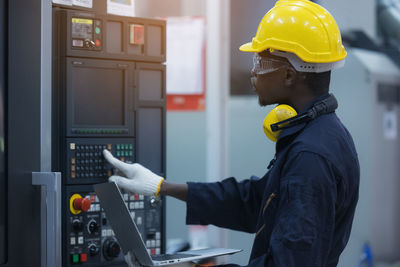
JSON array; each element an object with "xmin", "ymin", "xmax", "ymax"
[
  {"xmin": 124, "ymin": 251, "xmax": 143, "ymax": 267},
  {"xmin": 103, "ymin": 149, "xmax": 164, "ymax": 196}
]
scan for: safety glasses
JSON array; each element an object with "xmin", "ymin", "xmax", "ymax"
[{"xmin": 252, "ymin": 53, "xmax": 290, "ymax": 75}]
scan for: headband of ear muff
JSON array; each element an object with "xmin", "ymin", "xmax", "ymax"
[{"xmin": 263, "ymin": 105, "xmax": 297, "ymax": 142}]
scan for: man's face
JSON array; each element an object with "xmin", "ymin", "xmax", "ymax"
[{"xmin": 250, "ymin": 51, "xmax": 292, "ymax": 106}]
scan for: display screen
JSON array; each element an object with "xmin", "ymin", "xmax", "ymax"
[
  {"xmin": 71, "ymin": 18, "xmax": 93, "ymax": 40},
  {"xmin": 71, "ymin": 67, "xmax": 125, "ymax": 126}
]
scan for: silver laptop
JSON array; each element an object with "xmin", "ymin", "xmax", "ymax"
[{"xmin": 94, "ymin": 182, "xmax": 241, "ymax": 266}]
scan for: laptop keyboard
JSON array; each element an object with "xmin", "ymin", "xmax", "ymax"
[{"xmin": 151, "ymin": 253, "xmax": 197, "ymax": 261}]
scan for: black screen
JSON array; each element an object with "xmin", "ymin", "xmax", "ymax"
[
  {"xmin": 71, "ymin": 67, "xmax": 125, "ymax": 126},
  {"xmin": 0, "ymin": 0, "xmax": 6, "ymax": 263}
]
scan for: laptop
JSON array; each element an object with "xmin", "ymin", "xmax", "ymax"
[{"xmin": 94, "ymin": 182, "xmax": 241, "ymax": 266}]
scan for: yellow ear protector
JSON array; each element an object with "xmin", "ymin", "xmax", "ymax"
[{"xmin": 263, "ymin": 94, "xmax": 338, "ymax": 142}]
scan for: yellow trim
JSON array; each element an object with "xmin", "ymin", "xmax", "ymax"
[
  {"xmin": 154, "ymin": 178, "xmax": 164, "ymax": 197},
  {"xmin": 72, "ymin": 18, "xmax": 93, "ymax": 25},
  {"xmin": 70, "ymin": 193, "xmax": 83, "ymax": 215}
]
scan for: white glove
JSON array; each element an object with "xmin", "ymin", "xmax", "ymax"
[
  {"xmin": 124, "ymin": 251, "xmax": 143, "ymax": 267},
  {"xmin": 103, "ymin": 149, "xmax": 164, "ymax": 196}
]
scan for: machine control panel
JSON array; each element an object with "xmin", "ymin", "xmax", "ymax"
[
  {"xmin": 66, "ymin": 187, "xmax": 162, "ymax": 266},
  {"xmin": 71, "ymin": 18, "xmax": 102, "ymax": 50},
  {"xmin": 66, "ymin": 139, "xmax": 135, "ymax": 184}
]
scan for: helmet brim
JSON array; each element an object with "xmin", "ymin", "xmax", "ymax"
[{"xmin": 239, "ymin": 42, "xmax": 260, "ymax": 52}]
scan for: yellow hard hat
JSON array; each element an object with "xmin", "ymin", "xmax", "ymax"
[
  {"xmin": 240, "ymin": 0, "xmax": 347, "ymax": 64},
  {"xmin": 263, "ymin": 104, "xmax": 297, "ymax": 142}
]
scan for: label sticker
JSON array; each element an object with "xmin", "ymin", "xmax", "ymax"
[
  {"xmin": 384, "ymin": 110, "xmax": 397, "ymax": 140},
  {"xmin": 72, "ymin": 0, "xmax": 93, "ymax": 8}
]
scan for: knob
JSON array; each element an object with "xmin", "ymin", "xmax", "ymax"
[
  {"xmin": 103, "ymin": 239, "xmax": 121, "ymax": 260},
  {"xmin": 89, "ymin": 244, "xmax": 99, "ymax": 256},
  {"xmin": 73, "ymin": 197, "xmax": 91, "ymax": 212},
  {"xmin": 72, "ymin": 219, "xmax": 83, "ymax": 232},
  {"xmin": 84, "ymin": 39, "xmax": 96, "ymax": 48},
  {"xmin": 150, "ymin": 196, "xmax": 161, "ymax": 207},
  {"xmin": 87, "ymin": 219, "xmax": 99, "ymax": 234}
]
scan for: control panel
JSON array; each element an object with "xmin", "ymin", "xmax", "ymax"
[
  {"xmin": 53, "ymin": 6, "xmax": 166, "ymax": 267},
  {"xmin": 65, "ymin": 139, "xmax": 135, "ymax": 184},
  {"xmin": 66, "ymin": 186, "xmax": 162, "ymax": 266},
  {"xmin": 71, "ymin": 18, "xmax": 102, "ymax": 50}
]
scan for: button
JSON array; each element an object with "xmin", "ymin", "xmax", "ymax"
[
  {"xmin": 129, "ymin": 151, "xmax": 133, "ymax": 157},
  {"xmin": 137, "ymin": 217, "xmax": 142, "ymax": 225},
  {"xmin": 134, "ymin": 194, "xmax": 139, "ymax": 200},
  {"xmin": 129, "ymin": 202, "xmax": 135, "ymax": 210},
  {"xmin": 73, "ymin": 198, "xmax": 91, "ymax": 212},
  {"xmin": 71, "ymin": 158, "xmax": 76, "ymax": 164},
  {"xmin": 151, "ymin": 240, "xmax": 156, "ymax": 247},
  {"xmin": 70, "ymin": 143, "xmax": 76, "ymax": 150},
  {"xmin": 139, "ymin": 194, "xmax": 144, "ymax": 200},
  {"xmin": 156, "ymin": 248, "xmax": 160, "ymax": 255},
  {"xmin": 156, "ymin": 232, "xmax": 160, "ymax": 239},
  {"xmin": 70, "ymin": 237, "xmax": 76, "ymax": 245},
  {"xmin": 130, "ymin": 211, "xmax": 135, "ymax": 219},
  {"xmin": 151, "ymin": 248, "xmax": 155, "ymax": 255},
  {"xmin": 95, "ymin": 39, "xmax": 101, "ymax": 47},
  {"xmin": 78, "ymin": 236, "xmax": 84, "ymax": 245},
  {"xmin": 139, "ymin": 202, "xmax": 144, "ymax": 209},
  {"xmin": 72, "ymin": 254, "xmax": 79, "ymax": 264},
  {"xmin": 80, "ymin": 253, "xmax": 87, "ymax": 262},
  {"xmin": 71, "ymin": 165, "xmax": 76, "ymax": 171},
  {"xmin": 130, "ymin": 195, "xmax": 135, "ymax": 201},
  {"xmin": 146, "ymin": 240, "xmax": 151, "ymax": 247},
  {"xmin": 71, "ymin": 172, "xmax": 76, "ymax": 179},
  {"xmin": 134, "ymin": 202, "xmax": 140, "ymax": 209},
  {"xmin": 107, "ymin": 229, "xmax": 113, "ymax": 236},
  {"xmin": 123, "ymin": 194, "xmax": 129, "ymax": 201},
  {"xmin": 102, "ymin": 229, "xmax": 107, "ymax": 236},
  {"xmin": 116, "ymin": 144, "xmax": 121, "ymax": 150},
  {"xmin": 156, "ymin": 240, "xmax": 160, "ymax": 247},
  {"xmin": 116, "ymin": 151, "xmax": 121, "ymax": 157},
  {"xmin": 129, "ymin": 144, "xmax": 133, "ymax": 149}
]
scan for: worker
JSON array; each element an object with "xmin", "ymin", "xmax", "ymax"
[{"xmin": 103, "ymin": 0, "xmax": 360, "ymax": 266}]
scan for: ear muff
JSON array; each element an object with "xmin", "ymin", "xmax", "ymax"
[{"xmin": 263, "ymin": 104, "xmax": 297, "ymax": 142}]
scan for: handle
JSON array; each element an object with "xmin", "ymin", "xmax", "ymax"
[{"xmin": 32, "ymin": 172, "xmax": 62, "ymax": 267}]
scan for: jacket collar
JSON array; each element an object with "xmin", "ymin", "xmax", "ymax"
[{"xmin": 276, "ymin": 93, "xmax": 331, "ymax": 149}]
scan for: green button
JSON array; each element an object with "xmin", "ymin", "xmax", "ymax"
[
  {"xmin": 129, "ymin": 144, "xmax": 133, "ymax": 149},
  {"xmin": 95, "ymin": 27, "xmax": 101, "ymax": 34},
  {"xmin": 72, "ymin": 254, "xmax": 79, "ymax": 263},
  {"xmin": 116, "ymin": 144, "xmax": 121, "ymax": 150},
  {"xmin": 129, "ymin": 151, "xmax": 133, "ymax": 156},
  {"xmin": 116, "ymin": 151, "xmax": 121, "ymax": 157}
]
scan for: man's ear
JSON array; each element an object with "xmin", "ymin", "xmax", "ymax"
[{"xmin": 284, "ymin": 67, "xmax": 297, "ymax": 87}]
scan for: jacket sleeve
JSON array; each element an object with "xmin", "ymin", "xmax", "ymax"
[
  {"xmin": 186, "ymin": 175, "xmax": 267, "ymax": 233},
  {"xmin": 218, "ymin": 151, "xmax": 338, "ymax": 267}
]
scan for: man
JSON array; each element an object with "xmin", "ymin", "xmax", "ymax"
[{"xmin": 103, "ymin": 0, "xmax": 360, "ymax": 266}]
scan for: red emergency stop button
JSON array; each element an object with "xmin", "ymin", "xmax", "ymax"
[
  {"xmin": 73, "ymin": 197, "xmax": 91, "ymax": 212},
  {"xmin": 95, "ymin": 39, "xmax": 101, "ymax": 47},
  {"xmin": 80, "ymin": 253, "xmax": 87, "ymax": 262}
]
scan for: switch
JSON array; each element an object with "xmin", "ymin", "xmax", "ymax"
[
  {"xmin": 78, "ymin": 236, "xmax": 84, "ymax": 245},
  {"xmin": 80, "ymin": 253, "xmax": 87, "ymax": 262},
  {"xmin": 72, "ymin": 254, "xmax": 79, "ymax": 264},
  {"xmin": 70, "ymin": 237, "xmax": 76, "ymax": 245}
]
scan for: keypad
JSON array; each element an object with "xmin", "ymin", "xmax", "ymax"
[{"xmin": 69, "ymin": 143, "xmax": 134, "ymax": 179}]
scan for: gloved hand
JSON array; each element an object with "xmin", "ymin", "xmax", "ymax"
[
  {"xmin": 124, "ymin": 251, "xmax": 143, "ymax": 267},
  {"xmin": 103, "ymin": 149, "xmax": 164, "ymax": 196}
]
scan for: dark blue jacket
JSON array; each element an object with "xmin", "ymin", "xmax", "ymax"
[{"xmin": 186, "ymin": 94, "xmax": 360, "ymax": 267}]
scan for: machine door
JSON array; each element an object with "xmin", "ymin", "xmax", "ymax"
[{"xmin": 0, "ymin": 0, "xmax": 6, "ymax": 263}]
